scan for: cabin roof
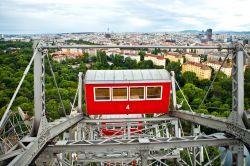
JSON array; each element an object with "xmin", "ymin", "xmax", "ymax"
[{"xmin": 85, "ymin": 69, "xmax": 171, "ymax": 84}]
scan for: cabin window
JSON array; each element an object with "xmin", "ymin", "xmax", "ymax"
[
  {"xmin": 112, "ymin": 87, "xmax": 128, "ymax": 100},
  {"xmin": 115, "ymin": 126, "xmax": 122, "ymax": 130},
  {"xmin": 146, "ymin": 86, "xmax": 162, "ymax": 99},
  {"xmin": 106, "ymin": 125, "xmax": 114, "ymax": 130},
  {"xmin": 130, "ymin": 122, "xmax": 138, "ymax": 129},
  {"xmin": 95, "ymin": 88, "xmax": 110, "ymax": 101},
  {"xmin": 130, "ymin": 87, "xmax": 145, "ymax": 100}
]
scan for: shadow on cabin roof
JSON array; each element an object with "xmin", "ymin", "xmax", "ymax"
[{"xmin": 85, "ymin": 69, "xmax": 171, "ymax": 84}]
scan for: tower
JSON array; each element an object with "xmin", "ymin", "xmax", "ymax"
[
  {"xmin": 105, "ymin": 27, "xmax": 111, "ymax": 38},
  {"xmin": 206, "ymin": 28, "xmax": 212, "ymax": 41}
]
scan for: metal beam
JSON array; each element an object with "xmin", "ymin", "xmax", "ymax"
[
  {"xmin": 75, "ymin": 153, "xmax": 179, "ymax": 163},
  {"xmin": 82, "ymin": 116, "xmax": 177, "ymax": 123},
  {"xmin": 234, "ymin": 50, "xmax": 244, "ymax": 116},
  {"xmin": 6, "ymin": 114, "xmax": 83, "ymax": 166},
  {"xmin": 228, "ymin": 47, "xmax": 245, "ymax": 127},
  {"xmin": 171, "ymin": 71, "xmax": 177, "ymax": 111},
  {"xmin": 78, "ymin": 72, "xmax": 83, "ymax": 113},
  {"xmin": 42, "ymin": 45, "xmax": 233, "ymax": 49},
  {"xmin": 171, "ymin": 110, "xmax": 250, "ymax": 149},
  {"xmin": 0, "ymin": 148, "xmax": 24, "ymax": 162},
  {"xmin": 31, "ymin": 41, "xmax": 45, "ymax": 136},
  {"xmin": 44, "ymin": 135, "xmax": 239, "ymax": 154},
  {"xmin": 140, "ymin": 150, "xmax": 149, "ymax": 166}
]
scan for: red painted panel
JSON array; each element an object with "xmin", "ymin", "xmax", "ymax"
[
  {"xmin": 100, "ymin": 122, "xmax": 143, "ymax": 136},
  {"xmin": 85, "ymin": 82, "xmax": 171, "ymax": 115}
]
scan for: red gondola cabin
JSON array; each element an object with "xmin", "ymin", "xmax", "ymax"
[{"xmin": 84, "ymin": 69, "xmax": 172, "ymax": 115}]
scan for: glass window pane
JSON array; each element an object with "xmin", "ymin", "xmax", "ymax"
[
  {"xmin": 95, "ymin": 88, "xmax": 110, "ymax": 100},
  {"xmin": 130, "ymin": 87, "xmax": 144, "ymax": 99},
  {"xmin": 130, "ymin": 122, "xmax": 138, "ymax": 129},
  {"xmin": 147, "ymin": 87, "xmax": 161, "ymax": 99},
  {"xmin": 113, "ymin": 88, "xmax": 127, "ymax": 100},
  {"xmin": 106, "ymin": 125, "xmax": 114, "ymax": 130}
]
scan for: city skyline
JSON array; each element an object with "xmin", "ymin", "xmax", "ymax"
[{"xmin": 0, "ymin": 0, "xmax": 250, "ymax": 34}]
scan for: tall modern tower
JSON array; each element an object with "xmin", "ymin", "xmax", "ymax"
[{"xmin": 206, "ymin": 28, "xmax": 212, "ymax": 41}]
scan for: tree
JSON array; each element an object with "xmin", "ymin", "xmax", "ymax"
[
  {"xmin": 90, "ymin": 56, "xmax": 97, "ymax": 62},
  {"xmin": 203, "ymin": 146, "xmax": 221, "ymax": 165},
  {"xmin": 95, "ymin": 51, "xmax": 109, "ymax": 69},
  {"xmin": 194, "ymin": 108, "xmax": 209, "ymax": 114},
  {"xmin": 151, "ymin": 48, "xmax": 160, "ymax": 55},
  {"xmin": 112, "ymin": 54, "xmax": 124, "ymax": 67},
  {"xmin": 138, "ymin": 60, "xmax": 154, "ymax": 69},
  {"xmin": 138, "ymin": 50, "xmax": 145, "ymax": 61},
  {"xmin": 221, "ymin": 111, "xmax": 230, "ymax": 117},
  {"xmin": 191, "ymin": 98, "xmax": 203, "ymax": 108},
  {"xmin": 245, "ymin": 67, "xmax": 250, "ymax": 82},
  {"xmin": 165, "ymin": 58, "xmax": 170, "ymax": 66},
  {"xmin": 19, "ymin": 102, "xmax": 33, "ymax": 115},
  {"xmin": 82, "ymin": 53, "xmax": 90, "ymax": 63},
  {"xmin": 14, "ymin": 96, "xmax": 29, "ymax": 106},
  {"xmin": 197, "ymin": 79, "xmax": 211, "ymax": 91},
  {"xmin": 77, "ymin": 62, "xmax": 88, "ymax": 73},
  {"xmin": 183, "ymin": 56, "xmax": 187, "ymax": 63},
  {"xmin": 211, "ymin": 111, "xmax": 219, "ymax": 116},
  {"xmin": 182, "ymin": 71, "xmax": 198, "ymax": 84},
  {"xmin": 165, "ymin": 62, "xmax": 181, "ymax": 75},
  {"xmin": 124, "ymin": 57, "xmax": 137, "ymax": 69},
  {"xmin": 165, "ymin": 62, "xmax": 181, "ymax": 82},
  {"xmin": 176, "ymin": 83, "xmax": 205, "ymax": 109},
  {"xmin": 218, "ymin": 57, "xmax": 222, "ymax": 62},
  {"xmin": 213, "ymin": 71, "xmax": 227, "ymax": 81},
  {"xmin": 211, "ymin": 78, "xmax": 232, "ymax": 102},
  {"xmin": 97, "ymin": 51, "xmax": 107, "ymax": 63},
  {"xmin": 46, "ymin": 99, "xmax": 60, "ymax": 119}
]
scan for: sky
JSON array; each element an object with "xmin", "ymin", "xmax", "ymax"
[{"xmin": 0, "ymin": 0, "xmax": 250, "ymax": 34}]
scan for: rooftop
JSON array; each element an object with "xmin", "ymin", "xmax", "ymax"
[
  {"xmin": 206, "ymin": 60, "xmax": 231, "ymax": 68},
  {"xmin": 85, "ymin": 69, "xmax": 171, "ymax": 84},
  {"xmin": 183, "ymin": 62, "xmax": 211, "ymax": 70},
  {"xmin": 145, "ymin": 54, "xmax": 165, "ymax": 60},
  {"xmin": 51, "ymin": 51, "xmax": 82, "ymax": 56},
  {"xmin": 165, "ymin": 52, "xmax": 183, "ymax": 58}
]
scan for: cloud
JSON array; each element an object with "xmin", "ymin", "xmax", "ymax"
[
  {"xmin": 126, "ymin": 17, "xmax": 151, "ymax": 28},
  {"xmin": 0, "ymin": 0, "xmax": 250, "ymax": 34}
]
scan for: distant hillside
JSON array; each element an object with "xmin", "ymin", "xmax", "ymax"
[
  {"xmin": 215, "ymin": 31, "xmax": 250, "ymax": 35},
  {"xmin": 180, "ymin": 30, "xmax": 250, "ymax": 35},
  {"xmin": 180, "ymin": 30, "xmax": 201, "ymax": 33}
]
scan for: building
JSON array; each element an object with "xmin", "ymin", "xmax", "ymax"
[
  {"xmin": 52, "ymin": 55, "xmax": 66, "ymax": 62},
  {"xmin": 121, "ymin": 49, "xmax": 139, "ymax": 55},
  {"xmin": 164, "ymin": 52, "xmax": 184, "ymax": 64},
  {"xmin": 206, "ymin": 29, "xmax": 212, "ymax": 41},
  {"xmin": 51, "ymin": 51, "xmax": 83, "ymax": 62},
  {"xmin": 205, "ymin": 61, "xmax": 232, "ymax": 77},
  {"xmin": 61, "ymin": 48, "xmax": 83, "ymax": 54},
  {"xmin": 184, "ymin": 53, "xmax": 200, "ymax": 63},
  {"xmin": 144, "ymin": 54, "xmax": 166, "ymax": 66},
  {"xmin": 182, "ymin": 62, "xmax": 212, "ymax": 80},
  {"xmin": 122, "ymin": 53, "xmax": 141, "ymax": 62},
  {"xmin": 186, "ymin": 43, "xmax": 217, "ymax": 55},
  {"xmin": 207, "ymin": 52, "xmax": 230, "ymax": 61},
  {"xmin": 106, "ymin": 48, "xmax": 122, "ymax": 56},
  {"xmin": 84, "ymin": 48, "xmax": 99, "ymax": 55}
]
